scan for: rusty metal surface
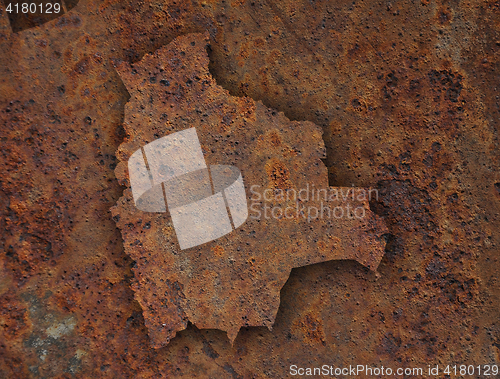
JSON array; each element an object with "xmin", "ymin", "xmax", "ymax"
[
  {"xmin": 0, "ymin": 0, "xmax": 499, "ymax": 378},
  {"xmin": 111, "ymin": 32, "xmax": 387, "ymax": 348}
]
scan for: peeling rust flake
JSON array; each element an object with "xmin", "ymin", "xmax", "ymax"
[{"xmin": 111, "ymin": 33, "xmax": 387, "ymax": 348}]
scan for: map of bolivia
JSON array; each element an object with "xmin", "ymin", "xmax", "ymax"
[{"xmin": 111, "ymin": 33, "xmax": 388, "ymax": 348}]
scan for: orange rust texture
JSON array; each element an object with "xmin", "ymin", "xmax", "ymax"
[
  {"xmin": 111, "ymin": 32, "xmax": 386, "ymax": 348},
  {"xmin": 0, "ymin": 0, "xmax": 499, "ymax": 378}
]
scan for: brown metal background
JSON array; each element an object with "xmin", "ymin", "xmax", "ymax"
[
  {"xmin": 111, "ymin": 32, "xmax": 387, "ymax": 349},
  {"xmin": 0, "ymin": 0, "xmax": 499, "ymax": 378}
]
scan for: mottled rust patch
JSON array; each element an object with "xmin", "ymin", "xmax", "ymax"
[{"xmin": 265, "ymin": 159, "xmax": 292, "ymax": 190}]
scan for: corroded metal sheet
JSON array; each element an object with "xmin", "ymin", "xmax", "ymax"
[
  {"xmin": 111, "ymin": 32, "xmax": 387, "ymax": 348},
  {"xmin": 0, "ymin": 0, "xmax": 499, "ymax": 377}
]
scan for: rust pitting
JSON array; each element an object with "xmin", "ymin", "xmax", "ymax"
[
  {"xmin": 111, "ymin": 32, "xmax": 387, "ymax": 348},
  {"xmin": 0, "ymin": 0, "xmax": 498, "ymax": 376}
]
